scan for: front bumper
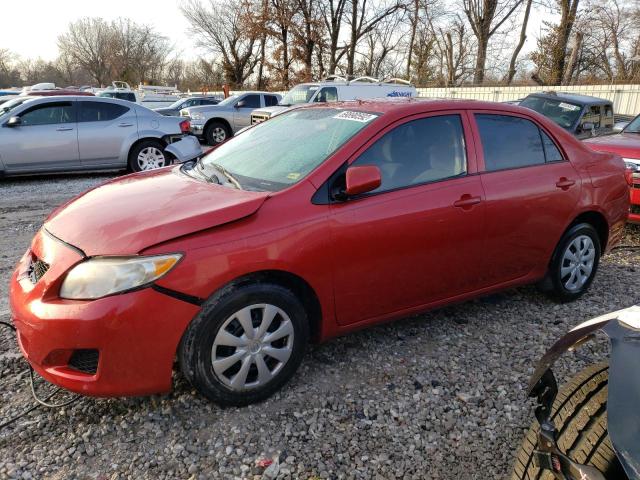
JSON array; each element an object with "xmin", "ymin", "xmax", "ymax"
[
  {"xmin": 9, "ymin": 230, "xmax": 200, "ymax": 397},
  {"xmin": 189, "ymin": 122, "xmax": 205, "ymax": 136}
]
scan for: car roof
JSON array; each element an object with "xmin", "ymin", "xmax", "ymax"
[
  {"xmin": 525, "ymin": 92, "xmax": 612, "ymax": 106},
  {"xmin": 294, "ymin": 97, "xmax": 531, "ymax": 116}
]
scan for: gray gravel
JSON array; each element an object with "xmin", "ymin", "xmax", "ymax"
[{"xmin": 1, "ymin": 173, "xmax": 639, "ymax": 480}]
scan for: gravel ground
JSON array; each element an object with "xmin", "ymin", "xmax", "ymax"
[{"xmin": 1, "ymin": 173, "xmax": 639, "ymax": 480}]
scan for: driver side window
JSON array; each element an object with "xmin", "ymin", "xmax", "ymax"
[
  {"xmin": 351, "ymin": 115, "xmax": 467, "ymax": 194},
  {"xmin": 19, "ymin": 102, "xmax": 74, "ymax": 126}
]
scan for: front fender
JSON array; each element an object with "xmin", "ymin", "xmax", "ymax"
[{"xmin": 528, "ymin": 305, "xmax": 640, "ymax": 478}]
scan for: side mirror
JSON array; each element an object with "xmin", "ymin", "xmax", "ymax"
[
  {"xmin": 582, "ymin": 122, "xmax": 595, "ymax": 132},
  {"xmin": 6, "ymin": 116, "xmax": 21, "ymax": 127},
  {"xmin": 235, "ymin": 101, "xmax": 245, "ymax": 109},
  {"xmin": 345, "ymin": 165, "xmax": 381, "ymax": 197}
]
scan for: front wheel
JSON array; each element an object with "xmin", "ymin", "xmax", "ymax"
[
  {"xmin": 546, "ymin": 223, "xmax": 601, "ymax": 302},
  {"xmin": 511, "ymin": 363, "xmax": 626, "ymax": 480},
  {"xmin": 178, "ymin": 283, "xmax": 309, "ymax": 406},
  {"xmin": 128, "ymin": 140, "xmax": 170, "ymax": 172},
  {"xmin": 204, "ymin": 121, "xmax": 231, "ymax": 146}
]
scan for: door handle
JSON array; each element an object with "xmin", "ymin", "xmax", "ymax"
[
  {"xmin": 453, "ymin": 194, "xmax": 482, "ymax": 209},
  {"xmin": 556, "ymin": 178, "xmax": 575, "ymax": 190},
  {"xmin": 118, "ymin": 123, "xmax": 134, "ymax": 127},
  {"xmin": 56, "ymin": 127, "xmax": 73, "ymax": 131}
]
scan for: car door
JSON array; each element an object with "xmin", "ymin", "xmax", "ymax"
[
  {"xmin": 77, "ymin": 100, "xmax": 136, "ymax": 167},
  {"xmin": 328, "ymin": 112, "xmax": 486, "ymax": 326},
  {"xmin": 0, "ymin": 100, "xmax": 79, "ymax": 172},
  {"xmin": 471, "ymin": 111, "xmax": 581, "ymax": 286},
  {"xmin": 233, "ymin": 94, "xmax": 262, "ymax": 131}
]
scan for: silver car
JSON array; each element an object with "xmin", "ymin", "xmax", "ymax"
[
  {"xmin": 180, "ymin": 91, "xmax": 281, "ymax": 145},
  {"xmin": 0, "ymin": 96, "xmax": 201, "ymax": 176}
]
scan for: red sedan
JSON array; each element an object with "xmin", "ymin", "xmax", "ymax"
[
  {"xmin": 10, "ymin": 99, "xmax": 629, "ymax": 405},
  {"xmin": 584, "ymin": 114, "xmax": 640, "ymax": 223}
]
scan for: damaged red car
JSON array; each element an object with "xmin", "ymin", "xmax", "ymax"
[
  {"xmin": 10, "ymin": 99, "xmax": 629, "ymax": 405},
  {"xmin": 584, "ymin": 113, "xmax": 640, "ymax": 223}
]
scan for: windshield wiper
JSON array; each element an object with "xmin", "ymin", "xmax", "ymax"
[
  {"xmin": 211, "ymin": 163, "xmax": 243, "ymax": 190},
  {"xmin": 195, "ymin": 158, "xmax": 221, "ymax": 184}
]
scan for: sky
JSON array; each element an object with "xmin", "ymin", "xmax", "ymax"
[
  {"xmin": 0, "ymin": 0, "xmax": 196, "ymax": 61},
  {"xmin": 0, "ymin": 0, "xmax": 546, "ymax": 63}
]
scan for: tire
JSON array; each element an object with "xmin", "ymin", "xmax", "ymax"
[
  {"xmin": 204, "ymin": 121, "xmax": 231, "ymax": 146},
  {"xmin": 128, "ymin": 140, "xmax": 170, "ymax": 172},
  {"xmin": 511, "ymin": 363, "xmax": 627, "ymax": 480},
  {"xmin": 546, "ymin": 223, "xmax": 601, "ymax": 302},
  {"xmin": 178, "ymin": 283, "xmax": 309, "ymax": 406}
]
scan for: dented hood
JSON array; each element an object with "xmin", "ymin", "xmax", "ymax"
[{"xmin": 45, "ymin": 166, "xmax": 269, "ymax": 256}]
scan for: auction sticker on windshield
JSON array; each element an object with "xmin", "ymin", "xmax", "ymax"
[
  {"xmin": 558, "ymin": 102, "xmax": 580, "ymax": 111},
  {"xmin": 333, "ymin": 111, "xmax": 378, "ymax": 123}
]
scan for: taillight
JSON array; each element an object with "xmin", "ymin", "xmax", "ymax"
[{"xmin": 179, "ymin": 120, "xmax": 190, "ymax": 134}]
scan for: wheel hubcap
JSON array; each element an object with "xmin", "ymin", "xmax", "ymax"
[
  {"xmin": 212, "ymin": 304, "xmax": 294, "ymax": 391},
  {"xmin": 137, "ymin": 147, "xmax": 166, "ymax": 170},
  {"xmin": 212, "ymin": 127, "xmax": 226, "ymax": 143},
  {"xmin": 560, "ymin": 235, "xmax": 595, "ymax": 291}
]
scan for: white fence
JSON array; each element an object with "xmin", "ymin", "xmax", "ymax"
[
  {"xmin": 191, "ymin": 84, "xmax": 640, "ymax": 116},
  {"xmin": 416, "ymin": 84, "xmax": 640, "ymax": 116}
]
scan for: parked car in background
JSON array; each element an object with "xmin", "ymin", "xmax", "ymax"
[
  {"xmin": 10, "ymin": 99, "xmax": 628, "ymax": 406},
  {"xmin": 0, "ymin": 96, "xmax": 198, "ymax": 176},
  {"xmin": 180, "ymin": 91, "xmax": 282, "ymax": 145},
  {"xmin": 250, "ymin": 76, "xmax": 416, "ymax": 125},
  {"xmin": 511, "ymin": 305, "xmax": 640, "ymax": 480},
  {"xmin": 0, "ymin": 95, "xmax": 19, "ymax": 105},
  {"xmin": 154, "ymin": 96, "xmax": 221, "ymax": 116},
  {"xmin": 25, "ymin": 89, "xmax": 95, "ymax": 97},
  {"xmin": 520, "ymin": 92, "xmax": 614, "ymax": 139},
  {"xmin": 584, "ymin": 113, "xmax": 640, "ymax": 223},
  {"xmin": 97, "ymin": 89, "xmax": 136, "ymax": 103}
]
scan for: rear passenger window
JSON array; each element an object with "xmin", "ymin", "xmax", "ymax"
[
  {"xmin": 541, "ymin": 131, "xmax": 563, "ymax": 162},
  {"xmin": 475, "ymin": 114, "xmax": 545, "ymax": 171},
  {"xmin": 79, "ymin": 102, "xmax": 129, "ymax": 122},
  {"xmin": 265, "ymin": 95, "xmax": 279, "ymax": 107},
  {"xmin": 352, "ymin": 115, "xmax": 467, "ymax": 194}
]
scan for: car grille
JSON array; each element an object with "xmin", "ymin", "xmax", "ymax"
[
  {"xmin": 68, "ymin": 349, "xmax": 99, "ymax": 375},
  {"xmin": 251, "ymin": 114, "xmax": 269, "ymax": 125},
  {"xmin": 27, "ymin": 256, "xmax": 50, "ymax": 284},
  {"xmin": 631, "ymin": 204, "xmax": 640, "ymax": 215}
]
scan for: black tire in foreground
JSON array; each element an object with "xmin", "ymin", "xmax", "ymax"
[
  {"xmin": 511, "ymin": 362, "xmax": 627, "ymax": 480},
  {"xmin": 178, "ymin": 283, "xmax": 309, "ymax": 406},
  {"xmin": 546, "ymin": 223, "xmax": 601, "ymax": 302},
  {"xmin": 204, "ymin": 121, "xmax": 231, "ymax": 145}
]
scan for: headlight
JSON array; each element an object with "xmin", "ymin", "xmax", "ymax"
[
  {"xmin": 190, "ymin": 112, "xmax": 205, "ymax": 121},
  {"xmin": 60, "ymin": 254, "xmax": 182, "ymax": 300},
  {"xmin": 622, "ymin": 158, "xmax": 640, "ymax": 172}
]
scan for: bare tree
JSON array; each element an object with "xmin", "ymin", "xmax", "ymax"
[
  {"xmin": 504, "ymin": 0, "xmax": 532, "ymax": 84},
  {"xmin": 58, "ymin": 18, "xmax": 113, "ymax": 85},
  {"xmin": 292, "ymin": 0, "xmax": 324, "ymax": 81},
  {"xmin": 462, "ymin": 0, "xmax": 525, "ymax": 84},
  {"xmin": 321, "ymin": 0, "xmax": 349, "ymax": 74},
  {"xmin": 358, "ymin": 14, "xmax": 403, "ymax": 77},
  {"xmin": 345, "ymin": 0, "xmax": 405, "ymax": 76},
  {"xmin": 181, "ymin": 0, "xmax": 259, "ymax": 87}
]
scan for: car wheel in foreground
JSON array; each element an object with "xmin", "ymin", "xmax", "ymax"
[
  {"xmin": 511, "ymin": 363, "xmax": 627, "ymax": 480},
  {"xmin": 128, "ymin": 140, "xmax": 170, "ymax": 172},
  {"xmin": 547, "ymin": 223, "xmax": 600, "ymax": 302},
  {"xmin": 204, "ymin": 121, "xmax": 230, "ymax": 145},
  {"xmin": 179, "ymin": 283, "xmax": 309, "ymax": 406}
]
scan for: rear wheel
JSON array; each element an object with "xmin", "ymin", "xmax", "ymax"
[
  {"xmin": 511, "ymin": 363, "xmax": 626, "ymax": 480},
  {"xmin": 128, "ymin": 140, "xmax": 170, "ymax": 172},
  {"xmin": 178, "ymin": 283, "xmax": 309, "ymax": 406},
  {"xmin": 545, "ymin": 223, "xmax": 600, "ymax": 302},
  {"xmin": 204, "ymin": 121, "xmax": 231, "ymax": 145}
]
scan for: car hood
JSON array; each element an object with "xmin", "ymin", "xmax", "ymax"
[
  {"xmin": 185, "ymin": 104, "xmax": 230, "ymax": 115},
  {"xmin": 44, "ymin": 167, "xmax": 270, "ymax": 256},
  {"xmin": 583, "ymin": 132, "xmax": 640, "ymax": 158}
]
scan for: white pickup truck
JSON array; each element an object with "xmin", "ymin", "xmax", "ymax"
[{"xmin": 250, "ymin": 76, "xmax": 417, "ymax": 125}]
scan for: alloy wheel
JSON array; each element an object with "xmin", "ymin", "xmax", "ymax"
[
  {"xmin": 211, "ymin": 304, "xmax": 294, "ymax": 391},
  {"xmin": 212, "ymin": 127, "xmax": 227, "ymax": 143},
  {"xmin": 560, "ymin": 235, "xmax": 595, "ymax": 291},
  {"xmin": 137, "ymin": 147, "xmax": 166, "ymax": 170}
]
